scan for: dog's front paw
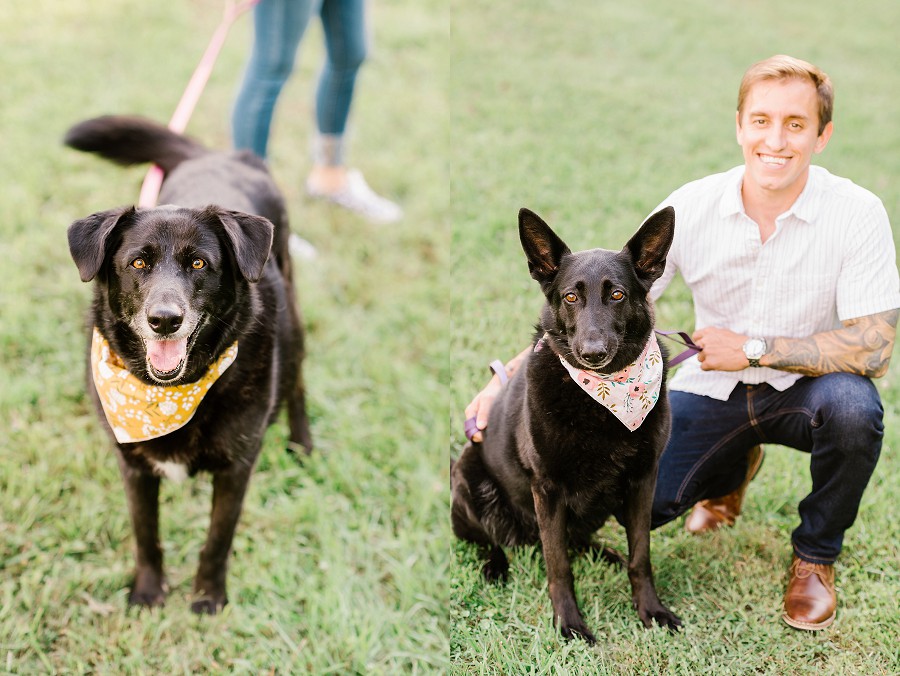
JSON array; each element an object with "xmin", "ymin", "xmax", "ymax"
[
  {"xmin": 558, "ymin": 616, "xmax": 597, "ymax": 644},
  {"xmin": 191, "ymin": 576, "xmax": 228, "ymax": 615},
  {"xmin": 190, "ymin": 594, "xmax": 228, "ymax": 615},
  {"xmin": 654, "ymin": 608, "xmax": 683, "ymax": 632},
  {"xmin": 128, "ymin": 568, "xmax": 167, "ymax": 608},
  {"xmin": 636, "ymin": 602, "xmax": 683, "ymax": 632},
  {"xmin": 128, "ymin": 588, "xmax": 166, "ymax": 608}
]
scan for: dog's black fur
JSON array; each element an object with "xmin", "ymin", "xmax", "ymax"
[
  {"xmin": 451, "ymin": 207, "xmax": 681, "ymax": 641},
  {"xmin": 65, "ymin": 115, "xmax": 312, "ymax": 614}
]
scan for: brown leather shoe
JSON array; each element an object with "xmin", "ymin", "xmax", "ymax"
[
  {"xmin": 684, "ymin": 445, "xmax": 764, "ymax": 534},
  {"xmin": 782, "ymin": 556, "xmax": 836, "ymax": 630}
]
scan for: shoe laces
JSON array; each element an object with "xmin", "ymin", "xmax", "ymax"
[{"xmin": 791, "ymin": 557, "xmax": 834, "ymax": 584}]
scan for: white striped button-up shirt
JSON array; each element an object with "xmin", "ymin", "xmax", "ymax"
[{"xmin": 650, "ymin": 165, "xmax": 900, "ymax": 401}]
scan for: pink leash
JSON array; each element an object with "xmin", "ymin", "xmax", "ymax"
[{"xmin": 138, "ymin": 0, "xmax": 260, "ymax": 208}]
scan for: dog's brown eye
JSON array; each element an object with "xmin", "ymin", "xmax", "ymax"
[
  {"xmin": 564, "ymin": 292, "xmax": 578, "ymax": 303},
  {"xmin": 610, "ymin": 290, "xmax": 625, "ymax": 301},
  {"xmin": 131, "ymin": 258, "xmax": 146, "ymax": 269},
  {"xmin": 192, "ymin": 258, "xmax": 206, "ymax": 270}
]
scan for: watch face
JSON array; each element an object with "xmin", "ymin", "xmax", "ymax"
[{"xmin": 744, "ymin": 338, "xmax": 766, "ymax": 360}]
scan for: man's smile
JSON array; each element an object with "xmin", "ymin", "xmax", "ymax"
[{"xmin": 759, "ymin": 154, "xmax": 788, "ymax": 166}]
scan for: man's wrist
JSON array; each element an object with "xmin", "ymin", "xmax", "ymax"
[{"xmin": 742, "ymin": 337, "xmax": 768, "ymax": 367}]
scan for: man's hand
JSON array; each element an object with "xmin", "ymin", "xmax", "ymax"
[
  {"xmin": 464, "ymin": 378, "xmax": 503, "ymax": 443},
  {"xmin": 693, "ymin": 327, "xmax": 750, "ymax": 371},
  {"xmin": 692, "ymin": 309, "xmax": 899, "ymax": 378},
  {"xmin": 463, "ymin": 346, "xmax": 531, "ymax": 443}
]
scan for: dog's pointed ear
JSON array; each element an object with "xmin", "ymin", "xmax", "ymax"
[
  {"xmin": 519, "ymin": 208, "xmax": 571, "ymax": 284},
  {"xmin": 207, "ymin": 207, "xmax": 274, "ymax": 283},
  {"xmin": 67, "ymin": 206, "xmax": 136, "ymax": 282},
  {"xmin": 624, "ymin": 206, "xmax": 675, "ymax": 288}
]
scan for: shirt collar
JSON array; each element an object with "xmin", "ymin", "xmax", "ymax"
[
  {"xmin": 718, "ymin": 164, "xmax": 823, "ymax": 225},
  {"xmin": 718, "ymin": 166, "xmax": 746, "ymax": 218}
]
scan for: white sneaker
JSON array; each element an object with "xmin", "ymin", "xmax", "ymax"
[{"xmin": 306, "ymin": 169, "xmax": 403, "ymax": 224}]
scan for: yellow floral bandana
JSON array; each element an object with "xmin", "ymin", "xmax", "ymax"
[{"xmin": 90, "ymin": 327, "xmax": 238, "ymax": 443}]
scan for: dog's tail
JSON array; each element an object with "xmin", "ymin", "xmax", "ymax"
[{"xmin": 64, "ymin": 115, "xmax": 208, "ymax": 173}]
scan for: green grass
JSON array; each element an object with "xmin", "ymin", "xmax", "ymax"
[
  {"xmin": 450, "ymin": 1, "xmax": 900, "ymax": 674},
  {"xmin": 0, "ymin": 0, "xmax": 448, "ymax": 673},
  {"xmin": 5, "ymin": 0, "xmax": 900, "ymax": 673}
]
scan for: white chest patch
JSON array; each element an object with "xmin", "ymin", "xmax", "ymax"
[{"xmin": 151, "ymin": 460, "xmax": 188, "ymax": 483}]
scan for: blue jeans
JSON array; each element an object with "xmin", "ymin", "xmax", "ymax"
[
  {"xmin": 232, "ymin": 0, "xmax": 367, "ymax": 160},
  {"xmin": 651, "ymin": 374, "xmax": 883, "ymax": 565}
]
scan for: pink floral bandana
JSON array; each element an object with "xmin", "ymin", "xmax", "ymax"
[
  {"xmin": 557, "ymin": 333, "xmax": 664, "ymax": 431},
  {"xmin": 91, "ymin": 328, "xmax": 238, "ymax": 443}
]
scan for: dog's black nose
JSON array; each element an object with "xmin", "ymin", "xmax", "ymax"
[
  {"xmin": 147, "ymin": 306, "xmax": 184, "ymax": 335},
  {"xmin": 580, "ymin": 345, "xmax": 609, "ymax": 366}
]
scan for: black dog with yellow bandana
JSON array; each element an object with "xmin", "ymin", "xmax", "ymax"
[{"xmin": 65, "ymin": 115, "xmax": 312, "ymax": 614}]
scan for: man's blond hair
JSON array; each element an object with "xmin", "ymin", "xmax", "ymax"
[{"xmin": 737, "ymin": 55, "xmax": 834, "ymax": 135}]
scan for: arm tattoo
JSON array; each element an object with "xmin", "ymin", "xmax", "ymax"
[{"xmin": 764, "ymin": 309, "xmax": 899, "ymax": 378}]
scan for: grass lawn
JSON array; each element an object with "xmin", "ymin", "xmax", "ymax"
[
  {"xmin": 4, "ymin": 0, "xmax": 900, "ymax": 673},
  {"xmin": 450, "ymin": 1, "xmax": 900, "ymax": 674},
  {"xmin": 1, "ymin": 0, "xmax": 448, "ymax": 673}
]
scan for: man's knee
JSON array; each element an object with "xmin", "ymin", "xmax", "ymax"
[
  {"xmin": 813, "ymin": 373, "xmax": 883, "ymax": 429},
  {"xmin": 811, "ymin": 373, "xmax": 884, "ymax": 462}
]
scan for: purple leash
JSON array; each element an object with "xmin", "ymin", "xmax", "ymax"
[{"xmin": 654, "ymin": 329, "xmax": 701, "ymax": 367}]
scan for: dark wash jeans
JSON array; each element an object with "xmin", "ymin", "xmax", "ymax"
[{"xmin": 651, "ymin": 373, "xmax": 883, "ymax": 565}]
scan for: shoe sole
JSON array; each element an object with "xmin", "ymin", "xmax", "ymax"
[{"xmin": 781, "ymin": 610, "xmax": 835, "ymax": 631}]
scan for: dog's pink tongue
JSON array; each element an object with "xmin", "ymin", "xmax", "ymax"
[{"xmin": 146, "ymin": 338, "xmax": 187, "ymax": 373}]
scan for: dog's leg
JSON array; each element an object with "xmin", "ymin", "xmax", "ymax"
[
  {"xmin": 451, "ymin": 447, "xmax": 511, "ymax": 582},
  {"xmin": 483, "ymin": 545, "xmax": 510, "ymax": 582},
  {"xmin": 451, "ymin": 497, "xmax": 510, "ymax": 583},
  {"xmin": 286, "ymin": 365, "xmax": 313, "ymax": 454},
  {"xmin": 531, "ymin": 480, "xmax": 596, "ymax": 643},
  {"xmin": 286, "ymin": 302, "xmax": 313, "ymax": 454},
  {"xmin": 622, "ymin": 466, "xmax": 682, "ymax": 631},
  {"xmin": 191, "ymin": 463, "xmax": 254, "ymax": 614},
  {"xmin": 117, "ymin": 452, "xmax": 166, "ymax": 608}
]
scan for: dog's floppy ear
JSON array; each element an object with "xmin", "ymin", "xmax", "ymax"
[
  {"xmin": 623, "ymin": 206, "xmax": 675, "ymax": 289},
  {"xmin": 519, "ymin": 208, "xmax": 571, "ymax": 284},
  {"xmin": 207, "ymin": 207, "xmax": 274, "ymax": 283},
  {"xmin": 67, "ymin": 206, "xmax": 136, "ymax": 282}
]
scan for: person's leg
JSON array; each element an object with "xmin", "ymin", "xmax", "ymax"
[
  {"xmin": 306, "ymin": 0, "xmax": 402, "ymax": 222},
  {"xmin": 749, "ymin": 373, "xmax": 881, "ymax": 630},
  {"xmin": 314, "ymin": 0, "xmax": 367, "ymax": 157},
  {"xmin": 232, "ymin": 0, "xmax": 315, "ymax": 159},
  {"xmin": 651, "ymin": 388, "xmax": 763, "ymax": 529},
  {"xmin": 753, "ymin": 373, "xmax": 883, "ymax": 564}
]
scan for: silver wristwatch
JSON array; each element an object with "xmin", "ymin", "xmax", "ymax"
[{"xmin": 742, "ymin": 337, "xmax": 767, "ymax": 368}]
